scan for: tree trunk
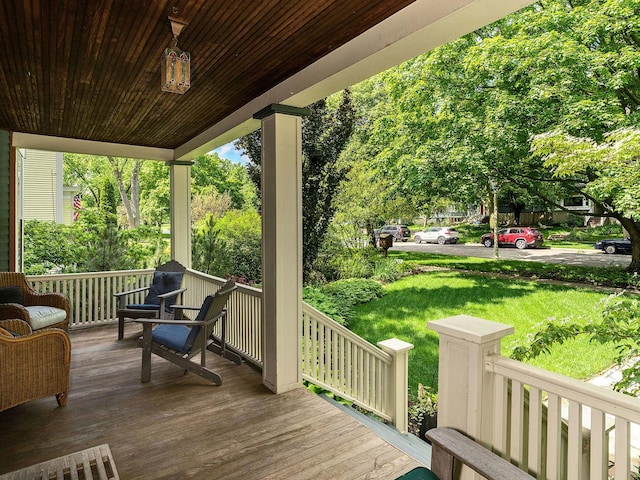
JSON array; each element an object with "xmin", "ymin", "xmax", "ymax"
[{"xmin": 629, "ymin": 235, "xmax": 640, "ymax": 273}]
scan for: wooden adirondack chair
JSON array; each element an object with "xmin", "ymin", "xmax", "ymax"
[
  {"xmin": 135, "ymin": 278, "xmax": 240, "ymax": 385},
  {"xmin": 113, "ymin": 260, "xmax": 187, "ymax": 340}
]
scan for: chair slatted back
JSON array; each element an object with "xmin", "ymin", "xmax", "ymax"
[{"xmin": 183, "ymin": 279, "xmax": 236, "ymax": 353}]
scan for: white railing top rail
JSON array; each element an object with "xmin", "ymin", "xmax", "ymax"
[
  {"xmin": 487, "ymin": 353, "xmax": 640, "ymax": 424},
  {"xmin": 301, "ymin": 302, "xmax": 393, "ymax": 365},
  {"xmin": 185, "ymin": 269, "xmax": 263, "ymax": 298},
  {"xmin": 28, "ymin": 269, "xmax": 154, "ymax": 281}
]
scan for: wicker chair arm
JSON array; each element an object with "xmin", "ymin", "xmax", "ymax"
[
  {"xmin": 0, "ymin": 303, "xmax": 30, "ymax": 321},
  {"xmin": 22, "ymin": 290, "xmax": 70, "ymax": 312},
  {"xmin": 0, "ymin": 327, "xmax": 71, "ymax": 411},
  {"xmin": 0, "ymin": 319, "xmax": 32, "ymax": 335}
]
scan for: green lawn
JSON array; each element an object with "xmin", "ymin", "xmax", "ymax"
[{"xmin": 349, "ymin": 270, "xmax": 617, "ymax": 394}]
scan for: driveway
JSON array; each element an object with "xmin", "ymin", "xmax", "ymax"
[{"xmin": 390, "ymin": 242, "xmax": 632, "ymax": 268}]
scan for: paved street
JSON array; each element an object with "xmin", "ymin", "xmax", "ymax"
[{"xmin": 390, "ymin": 241, "xmax": 632, "ymax": 268}]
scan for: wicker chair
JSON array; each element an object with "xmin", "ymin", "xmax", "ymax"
[
  {"xmin": 0, "ymin": 319, "xmax": 71, "ymax": 412},
  {"xmin": 0, "ymin": 272, "xmax": 70, "ymax": 332}
]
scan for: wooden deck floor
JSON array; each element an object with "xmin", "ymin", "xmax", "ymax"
[{"xmin": 0, "ymin": 325, "xmax": 422, "ymax": 479}]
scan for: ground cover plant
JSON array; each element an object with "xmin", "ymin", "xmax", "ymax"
[
  {"xmin": 348, "ymin": 270, "xmax": 618, "ymax": 394},
  {"xmin": 390, "ymin": 251, "xmax": 639, "ymax": 289}
]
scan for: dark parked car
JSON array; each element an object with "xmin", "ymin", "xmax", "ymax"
[
  {"xmin": 374, "ymin": 225, "xmax": 411, "ymax": 242},
  {"xmin": 594, "ymin": 238, "xmax": 632, "ymax": 255},
  {"xmin": 481, "ymin": 227, "xmax": 544, "ymax": 250}
]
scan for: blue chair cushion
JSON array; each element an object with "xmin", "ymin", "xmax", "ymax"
[
  {"xmin": 144, "ymin": 271, "xmax": 184, "ymax": 312},
  {"xmin": 152, "ymin": 324, "xmax": 196, "ymax": 354}
]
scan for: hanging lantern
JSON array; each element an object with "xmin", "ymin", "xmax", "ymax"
[{"xmin": 161, "ymin": 17, "xmax": 190, "ymax": 94}]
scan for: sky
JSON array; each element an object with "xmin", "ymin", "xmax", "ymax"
[{"xmin": 214, "ymin": 142, "xmax": 249, "ymax": 165}]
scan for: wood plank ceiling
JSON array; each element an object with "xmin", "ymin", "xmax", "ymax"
[{"xmin": 0, "ymin": 0, "xmax": 414, "ymax": 150}]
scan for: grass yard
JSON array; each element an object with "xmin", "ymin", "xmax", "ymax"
[{"xmin": 349, "ymin": 270, "xmax": 617, "ymax": 394}]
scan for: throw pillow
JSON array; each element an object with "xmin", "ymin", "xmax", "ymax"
[
  {"xmin": 144, "ymin": 271, "xmax": 184, "ymax": 309},
  {"xmin": 0, "ymin": 286, "xmax": 23, "ymax": 305}
]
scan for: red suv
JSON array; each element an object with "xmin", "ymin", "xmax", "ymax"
[{"xmin": 481, "ymin": 227, "xmax": 543, "ymax": 250}]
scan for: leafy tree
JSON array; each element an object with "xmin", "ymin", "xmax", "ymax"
[
  {"xmin": 344, "ymin": 0, "xmax": 640, "ymax": 232},
  {"xmin": 23, "ymin": 220, "xmax": 89, "ymax": 274},
  {"xmin": 236, "ymin": 90, "xmax": 356, "ymax": 282},
  {"xmin": 532, "ymin": 128, "xmax": 640, "ymax": 271},
  {"xmin": 191, "ymin": 153, "xmax": 257, "ymax": 210},
  {"xmin": 192, "ymin": 209, "xmax": 262, "ymax": 281}
]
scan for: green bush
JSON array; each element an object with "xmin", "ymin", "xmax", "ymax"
[
  {"xmin": 372, "ymin": 257, "xmax": 405, "ymax": 283},
  {"xmin": 303, "ymin": 286, "xmax": 350, "ymax": 325},
  {"xmin": 321, "ymin": 278, "xmax": 385, "ymax": 306},
  {"xmin": 303, "ymin": 278, "xmax": 387, "ymax": 326}
]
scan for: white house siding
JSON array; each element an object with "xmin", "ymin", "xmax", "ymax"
[{"xmin": 21, "ymin": 149, "xmax": 63, "ymax": 223}]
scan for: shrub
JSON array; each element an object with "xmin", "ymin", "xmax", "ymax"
[
  {"xmin": 321, "ymin": 278, "xmax": 385, "ymax": 306},
  {"xmin": 372, "ymin": 257, "xmax": 405, "ymax": 283},
  {"xmin": 303, "ymin": 286, "xmax": 350, "ymax": 325},
  {"xmin": 303, "ymin": 278, "xmax": 387, "ymax": 326}
]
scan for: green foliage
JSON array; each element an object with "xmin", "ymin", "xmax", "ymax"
[
  {"xmin": 314, "ymin": 244, "xmax": 406, "ymax": 283},
  {"xmin": 321, "ymin": 278, "xmax": 385, "ymax": 306},
  {"xmin": 303, "ymin": 286, "xmax": 350, "ymax": 325},
  {"xmin": 512, "ymin": 292, "xmax": 640, "ymax": 395},
  {"xmin": 191, "ymin": 153, "xmax": 257, "ymax": 210},
  {"xmin": 392, "ymin": 250, "xmax": 640, "ymax": 289},
  {"xmin": 23, "ymin": 217, "xmax": 162, "ymax": 274},
  {"xmin": 23, "ymin": 220, "xmax": 88, "ymax": 274},
  {"xmin": 408, "ymin": 383, "xmax": 438, "ymax": 424},
  {"xmin": 303, "ymin": 278, "xmax": 386, "ymax": 326},
  {"xmin": 192, "ymin": 209, "xmax": 262, "ymax": 282},
  {"xmin": 236, "ymin": 90, "xmax": 356, "ymax": 283}
]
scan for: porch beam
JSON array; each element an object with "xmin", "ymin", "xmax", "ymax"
[
  {"xmin": 168, "ymin": 161, "xmax": 193, "ymax": 268},
  {"xmin": 11, "ymin": 132, "xmax": 173, "ymax": 162},
  {"xmin": 257, "ymin": 104, "xmax": 307, "ymax": 393},
  {"xmin": 174, "ymin": 0, "xmax": 536, "ymax": 160}
]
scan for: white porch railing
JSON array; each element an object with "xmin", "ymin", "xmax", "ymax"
[
  {"xmin": 27, "ymin": 269, "xmax": 264, "ymax": 366},
  {"xmin": 302, "ymin": 303, "xmax": 413, "ymax": 432},
  {"xmin": 26, "ymin": 270, "xmax": 411, "ymax": 431},
  {"xmin": 430, "ymin": 315, "xmax": 640, "ymax": 480}
]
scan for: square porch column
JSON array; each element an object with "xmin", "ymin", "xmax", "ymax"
[
  {"xmin": 255, "ymin": 104, "xmax": 308, "ymax": 393},
  {"xmin": 168, "ymin": 160, "xmax": 193, "ymax": 268}
]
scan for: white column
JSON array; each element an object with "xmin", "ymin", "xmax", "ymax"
[
  {"xmin": 428, "ymin": 315, "xmax": 513, "ymax": 480},
  {"xmin": 255, "ymin": 104, "xmax": 308, "ymax": 393},
  {"xmin": 168, "ymin": 161, "xmax": 192, "ymax": 268}
]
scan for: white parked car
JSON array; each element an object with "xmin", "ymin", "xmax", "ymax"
[{"xmin": 413, "ymin": 227, "xmax": 460, "ymax": 245}]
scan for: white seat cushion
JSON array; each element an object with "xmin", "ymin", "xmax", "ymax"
[{"xmin": 25, "ymin": 306, "xmax": 66, "ymax": 330}]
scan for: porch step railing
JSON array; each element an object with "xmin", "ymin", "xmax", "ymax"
[
  {"xmin": 302, "ymin": 302, "xmax": 412, "ymax": 431},
  {"xmin": 430, "ymin": 315, "xmax": 640, "ymax": 480}
]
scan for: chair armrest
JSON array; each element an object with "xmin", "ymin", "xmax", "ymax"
[
  {"xmin": 156, "ymin": 287, "xmax": 187, "ymax": 299},
  {"xmin": 22, "ymin": 290, "xmax": 69, "ymax": 311},
  {"xmin": 0, "ymin": 318, "xmax": 32, "ymax": 335},
  {"xmin": 113, "ymin": 286, "xmax": 151, "ymax": 298},
  {"xmin": 134, "ymin": 312, "xmax": 225, "ymax": 327},
  {"xmin": 0, "ymin": 303, "xmax": 30, "ymax": 321},
  {"xmin": 426, "ymin": 428, "xmax": 535, "ymax": 480}
]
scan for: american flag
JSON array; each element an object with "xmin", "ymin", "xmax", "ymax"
[{"xmin": 73, "ymin": 194, "xmax": 82, "ymax": 221}]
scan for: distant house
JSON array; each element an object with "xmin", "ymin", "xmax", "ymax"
[{"xmin": 18, "ymin": 149, "xmax": 77, "ymax": 225}]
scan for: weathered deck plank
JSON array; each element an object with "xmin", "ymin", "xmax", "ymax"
[{"xmin": 0, "ymin": 325, "xmax": 421, "ymax": 479}]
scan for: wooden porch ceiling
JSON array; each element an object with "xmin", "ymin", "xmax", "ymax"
[
  {"xmin": 0, "ymin": 325, "xmax": 422, "ymax": 479},
  {"xmin": 0, "ymin": 0, "xmax": 413, "ymax": 151}
]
